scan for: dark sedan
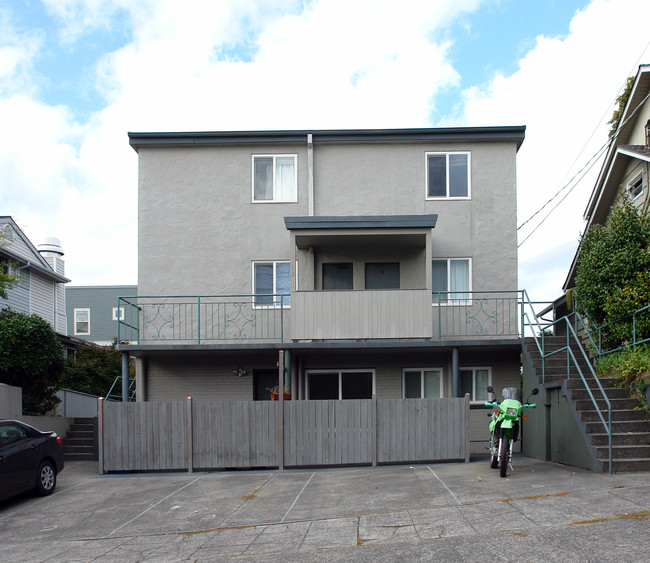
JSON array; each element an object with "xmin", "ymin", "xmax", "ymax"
[{"xmin": 0, "ymin": 419, "xmax": 65, "ymax": 502}]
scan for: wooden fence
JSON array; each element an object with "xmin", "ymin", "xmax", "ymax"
[{"xmin": 98, "ymin": 396, "xmax": 470, "ymax": 473}]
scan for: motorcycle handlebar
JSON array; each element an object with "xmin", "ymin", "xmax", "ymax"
[
  {"xmin": 523, "ymin": 402, "xmax": 537, "ymax": 408},
  {"xmin": 484, "ymin": 401, "xmax": 499, "ymax": 407}
]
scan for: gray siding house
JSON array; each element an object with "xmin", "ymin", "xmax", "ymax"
[
  {"xmin": 66, "ymin": 285, "xmax": 138, "ymax": 345},
  {"xmin": 1, "ymin": 217, "xmax": 69, "ymax": 337},
  {"xmin": 122, "ymin": 127, "xmax": 526, "ymax": 454}
]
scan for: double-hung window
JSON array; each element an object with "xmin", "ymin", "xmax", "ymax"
[
  {"xmin": 432, "ymin": 258, "xmax": 471, "ymax": 303},
  {"xmin": 426, "ymin": 152, "xmax": 470, "ymax": 198},
  {"xmin": 253, "ymin": 261, "xmax": 291, "ymax": 307},
  {"xmin": 460, "ymin": 367, "xmax": 490, "ymax": 402},
  {"xmin": 628, "ymin": 173, "xmax": 644, "ymax": 200},
  {"xmin": 252, "ymin": 155, "xmax": 297, "ymax": 202},
  {"xmin": 403, "ymin": 368, "xmax": 443, "ymax": 398},
  {"xmin": 74, "ymin": 308, "xmax": 90, "ymax": 335}
]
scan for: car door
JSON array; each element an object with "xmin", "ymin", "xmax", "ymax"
[{"xmin": 0, "ymin": 423, "xmax": 40, "ymax": 494}]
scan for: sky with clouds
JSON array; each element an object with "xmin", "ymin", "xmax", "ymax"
[{"xmin": 1, "ymin": 0, "xmax": 649, "ymax": 302}]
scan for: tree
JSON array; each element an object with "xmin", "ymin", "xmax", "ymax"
[
  {"xmin": 607, "ymin": 76, "xmax": 635, "ymax": 138},
  {"xmin": 0, "ymin": 230, "xmax": 19, "ymax": 300},
  {"xmin": 574, "ymin": 194, "xmax": 650, "ymax": 348},
  {"xmin": 61, "ymin": 340, "xmax": 125, "ymax": 398},
  {"xmin": 0, "ymin": 309, "xmax": 65, "ymax": 414}
]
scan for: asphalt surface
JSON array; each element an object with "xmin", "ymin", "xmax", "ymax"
[{"xmin": 1, "ymin": 456, "xmax": 650, "ymax": 561}]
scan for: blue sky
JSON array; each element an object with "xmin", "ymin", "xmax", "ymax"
[{"xmin": 1, "ymin": 0, "xmax": 649, "ymax": 301}]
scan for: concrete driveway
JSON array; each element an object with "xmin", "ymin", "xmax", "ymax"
[{"xmin": 1, "ymin": 456, "xmax": 650, "ymax": 561}]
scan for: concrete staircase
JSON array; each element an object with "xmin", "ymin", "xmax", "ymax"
[
  {"xmin": 524, "ymin": 336, "xmax": 650, "ymax": 473},
  {"xmin": 63, "ymin": 417, "xmax": 97, "ymax": 461}
]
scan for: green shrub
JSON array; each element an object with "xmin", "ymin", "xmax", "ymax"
[{"xmin": 596, "ymin": 344, "xmax": 650, "ymax": 412}]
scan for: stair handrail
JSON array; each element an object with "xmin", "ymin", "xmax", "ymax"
[
  {"xmin": 520, "ymin": 291, "xmax": 612, "ymax": 474},
  {"xmin": 106, "ymin": 375, "xmax": 135, "ymax": 402}
]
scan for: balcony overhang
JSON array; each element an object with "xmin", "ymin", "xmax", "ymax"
[{"xmin": 284, "ymin": 214, "xmax": 438, "ymax": 250}]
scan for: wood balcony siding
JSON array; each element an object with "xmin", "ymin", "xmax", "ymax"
[{"xmin": 292, "ymin": 289, "xmax": 433, "ymax": 340}]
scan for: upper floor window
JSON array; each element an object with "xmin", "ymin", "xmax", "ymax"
[
  {"xmin": 426, "ymin": 152, "xmax": 470, "ymax": 199},
  {"xmin": 628, "ymin": 173, "xmax": 644, "ymax": 200},
  {"xmin": 74, "ymin": 308, "xmax": 90, "ymax": 335},
  {"xmin": 253, "ymin": 261, "xmax": 291, "ymax": 307},
  {"xmin": 252, "ymin": 155, "xmax": 297, "ymax": 202},
  {"xmin": 432, "ymin": 258, "xmax": 471, "ymax": 303},
  {"xmin": 112, "ymin": 307, "xmax": 125, "ymax": 321}
]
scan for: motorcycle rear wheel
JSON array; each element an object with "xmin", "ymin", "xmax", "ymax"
[{"xmin": 499, "ymin": 435, "xmax": 510, "ymax": 478}]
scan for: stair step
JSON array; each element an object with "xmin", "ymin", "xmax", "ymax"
[
  {"xmin": 576, "ymin": 398, "xmax": 639, "ymax": 411},
  {"xmin": 602, "ymin": 458, "xmax": 650, "ymax": 473},
  {"xmin": 585, "ymin": 420, "xmax": 650, "ymax": 434},
  {"xmin": 596, "ymin": 445, "xmax": 650, "ymax": 459},
  {"xmin": 66, "ymin": 430, "xmax": 95, "ymax": 438},
  {"xmin": 64, "ymin": 437, "xmax": 95, "ymax": 446},
  {"xmin": 64, "ymin": 453, "xmax": 97, "ymax": 461},
  {"xmin": 591, "ymin": 432, "xmax": 650, "ymax": 446},
  {"xmin": 570, "ymin": 387, "xmax": 632, "ymax": 401},
  {"xmin": 63, "ymin": 444, "xmax": 94, "ymax": 452},
  {"xmin": 582, "ymin": 409, "xmax": 648, "ymax": 422},
  {"xmin": 565, "ymin": 377, "xmax": 615, "ymax": 389}
]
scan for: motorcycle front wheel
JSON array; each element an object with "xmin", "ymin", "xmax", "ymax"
[
  {"xmin": 499, "ymin": 435, "xmax": 510, "ymax": 478},
  {"xmin": 490, "ymin": 437, "xmax": 499, "ymax": 468}
]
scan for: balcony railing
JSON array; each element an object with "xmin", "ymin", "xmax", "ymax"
[
  {"xmin": 118, "ymin": 290, "xmax": 527, "ymax": 345},
  {"xmin": 118, "ymin": 295, "xmax": 289, "ymax": 345}
]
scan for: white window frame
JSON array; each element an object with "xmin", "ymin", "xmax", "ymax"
[
  {"xmin": 431, "ymin": 258, "xmax": 472, "ymax": 305},
  {"xmin": 306, "ymin": 369, "xmax": 376, "ymax": 400},
  {"xmin": 402, "ymin": 368, "xmax": 444, "ymax": 398},
  {"xmin": 459, "ymin": 366, "xmax": 491, "ymax": 403},
  {"xmin": 252, "ymin": 260, "xmax": 291, "ymax": 308},
  {"xmin": 425, "ymin": 151, "xmax": 471, "ymax": 199},
  {"xmin": 74, "ymin": 308, "xmax": 90, "ymax": 336},
  {"xmin": 628, "ymin": 172, "xmax": 644, "ymax": 200},
  {"xmin": 252, "ymin": 154, "xmax": 298, "ymax": 203},
  {"xmin": 112, "ymin": 307, "xmax": 125, "ymax": 321}
]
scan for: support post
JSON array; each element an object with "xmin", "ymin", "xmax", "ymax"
[
  {"xmin": 372, "ymin": 394, "xmax": 377, "ymax": 467},
  {"xmin": 121, "ymin": 352, "xmax": 130, "ymax": 402},
  {"xmin": 464, "ymin": 393, "xmax": 471, "ymax": 462},
  {"xmin": 452, "ymin": 347, "xmax": 460, "ymax": 397},
  {"xmin": 97, "ymin": 397, "xmax": 104, "ymax": 474},
  {"xmin": 278, "ymin": 350, "xmax": 285, "ymax": 471},
  {"xmin": 187, "ymin": 396, "xmax": 193, "ymax": 473}
]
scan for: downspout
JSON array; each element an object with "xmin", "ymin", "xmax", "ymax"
[
  {"xmin": 307, "ymin": 133, "xmax": 314, "ymax": 216},
  {"xmin": 452, "ymin": 347, "xmax": 460, "ymax": 397}
]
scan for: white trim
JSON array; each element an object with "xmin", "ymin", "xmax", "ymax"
[
  {"xmin": 402, "ymin": 368, "xmax": 444, "ymax": 398},
  {"xmin": 74, "ymin": 307, "xmax": 90, "ymax": 335},
  {"xmin": 425, "ymin": 151, "xmax": 471, "ymax": 200},
  {"xmin": 251, "ymin": 154, "xmax": 298, "ymax": 203},
  {"xmin": 459, "ymin": 366, "xmax": 491, "ymax": 403},
  {"xmin": 305, "ymin": 369, "xmax": 376, "ymax": 399},
  {"xmin": 112, "ymin": 306, "xmax": 125, "ymax": 321}
]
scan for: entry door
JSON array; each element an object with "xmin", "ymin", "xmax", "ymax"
[{"xmin": 253, "ymin": 370, "xmax": 281, "ymax": 401}]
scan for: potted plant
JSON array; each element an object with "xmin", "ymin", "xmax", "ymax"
[{"xmin": 267, "ymin": 385, "xmax": 291, "ymax": 400}]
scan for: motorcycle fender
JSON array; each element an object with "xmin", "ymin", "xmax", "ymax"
[
  {"xmin": 489, "ymin": 420, "xmax": 496, "ymax": 434},
  {"xmin": 501, "ymin": 419, "xmax": 514, "ymax": 430}
]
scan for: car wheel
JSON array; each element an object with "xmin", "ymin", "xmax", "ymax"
[{"xmin": 35, "ymin": 461, "xmax": 56, "ymax": 496}]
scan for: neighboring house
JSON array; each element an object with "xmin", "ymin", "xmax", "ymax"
[
  {"xmin": 122, "ymin": 126, "xmax": 526, "ymax": 453},
  {"xmin": 66, "ymin": 285, "xmax": 138, "ymax": 345},
  {"xmin": 564, "ymin": 64, "xmax": 650, "ymax": 291},
  {"xmin": 0, "ymin": 217, "xmax": 72, "ymax": 355}
]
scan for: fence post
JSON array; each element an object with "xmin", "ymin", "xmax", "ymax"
[
  {"xmin": 187, "ymin": 396, "xmax": 193, "ymax": 473},
  {"xmin": 98, "ymin": 397, "xmax": 104, "ymax": 474},
  {"xmin": 372, "ymin": 394, "xmax": 377, "ymax": 467},
  {"xmin": 464, "ymin": 393, "xmax": 471, "ymax": 463},
  {"xmin": 278, "ymin": 350, "xmax": 284, "ymax": 471}
]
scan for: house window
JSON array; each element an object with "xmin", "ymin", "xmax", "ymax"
[
  {"xmin": 322, "ymin": 263, "xmax": 353, "ymax": 290},
  {"xmin": 460, "ymin": 367, "xmax": 490, "ymax": 402},
  {"xmin": 112, "ymin": 307, "xmax": 125, "ymax": 321},
  {"xmin": 253, "ymin": 261, "xmax": 291, "ymax": 307},
  {"xmin": 307, "ymin": 370, "xmax": 374, "ymax": 399},
  {"xmin": 252, "ymin": 155, "xmax": 297, "ymax": 202},
  {"xmin": 628, "ymin": 174, "xmax": 644, "ymax": 200},
  {"xmin": 432, "ymin": 259, "xmax": 471, "ymax": 303},
  {"xmin": 426, "ymin": 152, "xmax": 470, "ymax": 198},
  {"xmin": 365, "ymin": 263, "xmax": 400, "ymax": 289},
  {"xmin": 74, "ymin": 308, "xmax": 90, "ymax": 335},
  {"xmin": 403, "ymin": 369, "xmax": 443, "ymax": 398}
]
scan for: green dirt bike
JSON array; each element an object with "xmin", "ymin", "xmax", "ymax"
[{"xmin": 485, "ymin": 386, "xmax": 538, "ymax": 477}]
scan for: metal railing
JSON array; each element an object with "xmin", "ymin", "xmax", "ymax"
[
  {"xmin": 520, "ymin": 290, "xmax": 612, "ymax": 474},
  {"xmin": 118, "ymin": 294, "xmax": 289, "ymax": 345},
  {"xmin": 592, "ymin": 304, "xmax": 650, "ymax": 357}
]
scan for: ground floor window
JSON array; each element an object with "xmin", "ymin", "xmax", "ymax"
[
  {"xmin": 306, "ymin": 370, "xmax": 374, "ymax": 399},
  {"xmin": 403, "ymin": 368, "xmax": 443, "ymax": 398},
  {"xmin": 460, "ymin": 367, "xmax": 490, "ymax": 402}
]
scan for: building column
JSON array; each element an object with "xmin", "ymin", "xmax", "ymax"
[
  {"xmin": 452, "ymin": 347, "xmax": 460, "ymax": 397},
  {"xmin": 122, "ymin": 352, "xmax": 130, "ymax": 402}
]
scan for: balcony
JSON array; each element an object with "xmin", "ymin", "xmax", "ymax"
[{"xmin": 118, "ymin": 291, "xmax": 523, "ymax": 346}]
